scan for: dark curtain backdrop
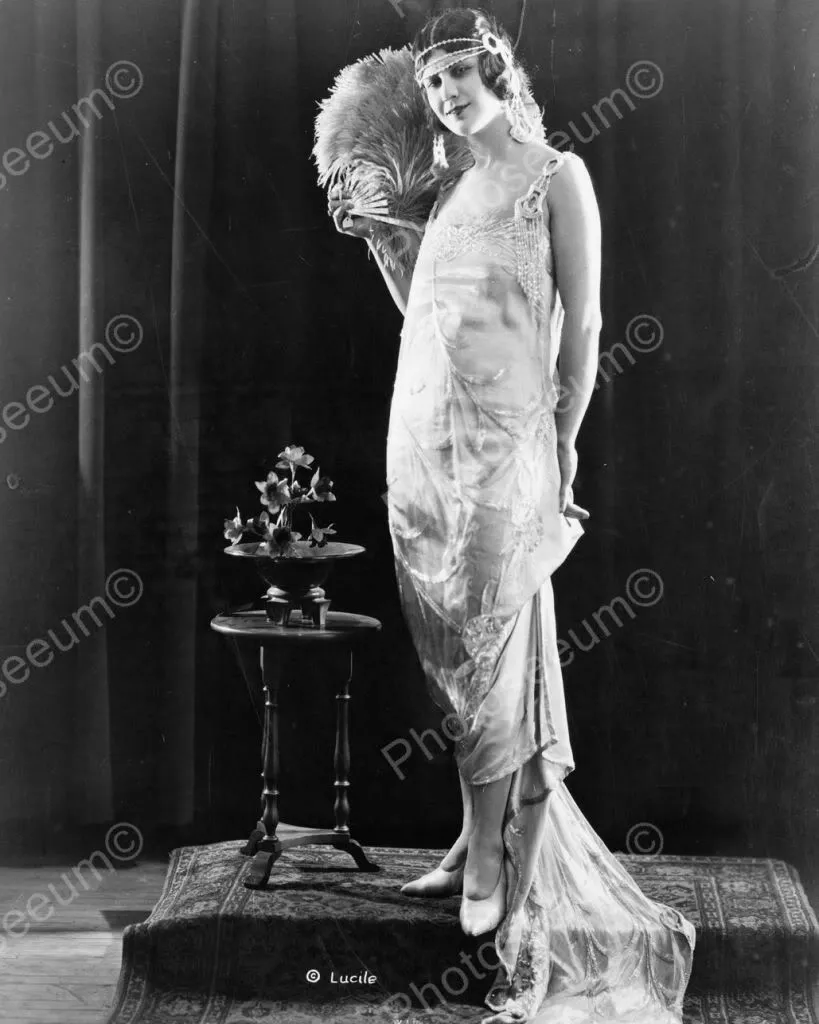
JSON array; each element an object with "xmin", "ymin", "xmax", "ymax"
[{"xmin": 0, "ymin": 0, "xmax": 816, "ymax": 889}]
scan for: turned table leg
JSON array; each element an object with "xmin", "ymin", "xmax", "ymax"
[
  {"xmin": 259, "ymin": 646, "xmax": 280, "ymax": 838},
  {"xmin": 333, "ymin": 649, "xmax": 352, "ymax": 833},
  {"xmin": 328, "ymin": 647, "xmax": 379, "ymax": 872}
]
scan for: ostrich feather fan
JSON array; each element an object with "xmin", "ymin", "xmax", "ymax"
[{"xmin": 313, "ymin": 46, "xmax": 546, "ymax": 274}]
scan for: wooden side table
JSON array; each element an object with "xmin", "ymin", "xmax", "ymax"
[{"xmin": 211, "ymin": 609, "xmax": 382, "ymax": 890}]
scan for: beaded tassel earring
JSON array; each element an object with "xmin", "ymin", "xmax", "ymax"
[
  {"xmin": 432, "ymin": 132, "xmax": 449, "ymax": 170},
  {"xmin": 506, "ymin": 88, "xmax": 536, "ymax": 143},
  {"xmin": 501, "ymin": 64, "xmax": 536, "ymax": 143}
]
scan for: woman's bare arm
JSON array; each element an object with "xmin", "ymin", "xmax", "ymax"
[
  {"xmin": 365, "ymin": 232, "xmax": 422, "ymax": 317},
  {"xmin": 548, "ymin": 155, "xmax": 603, "ymax": 510}
]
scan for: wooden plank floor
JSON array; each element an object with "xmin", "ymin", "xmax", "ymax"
[{"xmin": 0, "ymin": 860, "xmax": 168, "ymax": 1024}]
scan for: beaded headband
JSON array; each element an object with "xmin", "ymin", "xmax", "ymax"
[{"xmin": 414, "ymin": 30, "xmax": 517, "ymax": 88}]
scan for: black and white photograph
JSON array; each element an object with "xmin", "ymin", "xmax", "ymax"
[{"xmin": 0, "ymin": 1, "xmax": 816, "ymax": 1022}]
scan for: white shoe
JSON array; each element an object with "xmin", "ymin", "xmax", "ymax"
[
  {"xmin": 459, "ymin": 859, "xmax": 507, "ymax": 936},
  {"xmin": 400, "ymin": 862, "xmax": 464, "ymax": 898}
]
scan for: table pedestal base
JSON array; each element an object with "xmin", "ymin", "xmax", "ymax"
[
  {"xmin": 264, "ymin": 587, "xmax": 331, "ymax": 628},
  {"xmin": 240, "ymin": 820, "xmax": 381, "ymax": 890}
]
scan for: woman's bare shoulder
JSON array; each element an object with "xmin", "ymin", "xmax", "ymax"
[{"xmin": 545, "ymin": 149, "xmax": 596, "ymax": 209}]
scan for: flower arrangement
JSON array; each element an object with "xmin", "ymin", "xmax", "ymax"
[{"xmin": 224, "ymin": 445, "xmax": 337, "ymax": 558}]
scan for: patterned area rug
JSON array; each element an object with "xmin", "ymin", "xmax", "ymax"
[{"xmin": 106, "ymin": 840, "xmax": 819, "ymax": 1024}]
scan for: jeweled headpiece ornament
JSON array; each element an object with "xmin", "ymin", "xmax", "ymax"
[
  {"xmin": 413, "ymin": 29, "xmax": 517, "ymax": 83},
  {"xmin": 413, "ymin": 26, "xmax": 537, "ymax": 144}
]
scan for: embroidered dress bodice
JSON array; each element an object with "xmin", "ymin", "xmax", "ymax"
[{"xmin": 422, "ymin": 159, "xmax": 557, "ymax": 330}]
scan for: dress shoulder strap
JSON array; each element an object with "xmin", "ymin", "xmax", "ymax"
[
  {"xmin": 514, "ymin": 152, "xmax": 574, "ymax": 331},
  {"xmin": 518, "ymin": 151, "xmax": 571, "ymax": 219}
]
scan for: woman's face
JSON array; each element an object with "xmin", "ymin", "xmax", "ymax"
[{"xmin": 421, "ymin": 50, "xmax": 504, "ymax": 136}]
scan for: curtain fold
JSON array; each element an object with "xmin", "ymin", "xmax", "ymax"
[
  {"xmin": 74, "ymin": 0, "xmax": 113, "ymax": 824},
  {"xmin": 160, "ymin": 0, "xmax": 219, "ymax": 827}
]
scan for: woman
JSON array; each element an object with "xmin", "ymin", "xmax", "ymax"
[{"xmin": 329, "ymin": 9, "xmax": 695, "ymax": 1023}]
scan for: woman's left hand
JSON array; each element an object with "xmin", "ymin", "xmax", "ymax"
[{"xmin": 557, "ymin": 442, "xmax": 590, "ymax": 520}]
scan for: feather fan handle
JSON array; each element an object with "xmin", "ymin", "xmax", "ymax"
[{"xmin": 348, "ymin": 211, "xmax": 425, "ymax": 233}]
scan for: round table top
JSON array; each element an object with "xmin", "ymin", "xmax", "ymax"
[{"xmin": 210, "ymin": 609, "xmax": 382, "ymax": 644}]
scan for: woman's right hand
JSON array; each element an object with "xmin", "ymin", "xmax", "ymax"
[
  {"xmin": 328, "ymin": 185, "xmax": 376, "ymax": 240},
  {"xmin": 557, "ymin": 441, "xmax": 590, "ymax": 520}
]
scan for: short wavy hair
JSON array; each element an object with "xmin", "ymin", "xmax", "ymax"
[{"xmin": 412, "ymin": 8, "xmax": 525, "ymax": 134}]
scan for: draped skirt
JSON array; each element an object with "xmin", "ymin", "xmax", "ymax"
[{"xmin": 394, "ymin": 567, "xmax": 696, "ymax": 1024}]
